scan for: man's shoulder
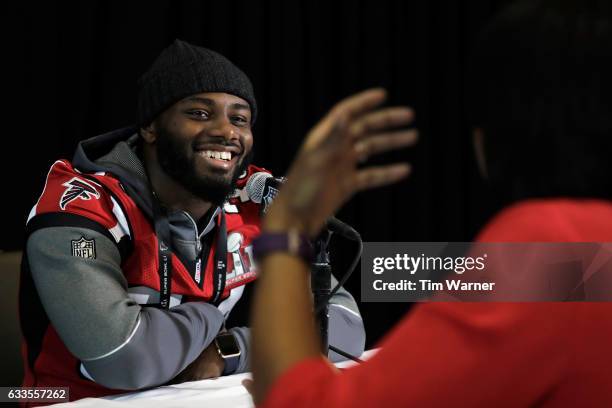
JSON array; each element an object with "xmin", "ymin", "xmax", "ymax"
[{"xmin": 28, "ymin": 160, "xmax": 118, "ymax": 229}]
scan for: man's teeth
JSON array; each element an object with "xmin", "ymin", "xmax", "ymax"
[{"xmin": 203, "ymin": 150, "xmax": 232, "ymax": 161}]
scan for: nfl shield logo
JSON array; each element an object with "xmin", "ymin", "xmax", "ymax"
[{"xmin": 71, "ymin": 237, "xmax": 96, "ymax": 259}]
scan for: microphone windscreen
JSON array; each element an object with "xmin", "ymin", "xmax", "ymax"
[{"xmin": 246, "ymin": 172, "xmax": 273, "ymax": 203}]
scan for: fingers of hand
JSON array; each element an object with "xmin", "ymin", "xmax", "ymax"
[
  {"xmin": 309, "ymin": 88, "xmax": 387, "ymax": 150},
  {"xmin": 354, "ymin": 130, "xmax": 418, "ymax": 162},
  {"xmin": 307, "ymin": 89, "xmax": 413, "ymax": 151},
  {"xmin": 331, "ymin": 88, "xmax": 387, "ymax": 120},
  {"xmin": 303, "ymin": 111, "xmax": 349, "ymax": 150},
  {"xmin": 354, "ymin": 163, "xmax": 412, "ymax": 192},
  {"xmin": 350, "ymin": 107, "xmax": 415, "ymax": 138}
]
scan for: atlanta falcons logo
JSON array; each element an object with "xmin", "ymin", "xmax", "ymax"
[{"xmin": 60, "ymin": 177, "xmax": 101, "ymax": 210}]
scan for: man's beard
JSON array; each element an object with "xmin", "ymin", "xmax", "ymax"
[{"xmin": 155, "ymin": 127, "xmax": 253, "ymax": 205}]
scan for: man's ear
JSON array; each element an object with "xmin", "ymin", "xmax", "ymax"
[
  {"xmin": 140, "ymin": 123, "xmax": 157, "ymax": 144},
  {"xmin": 472, "ymin": 128, "xmax": 488, "ymax": 179}
]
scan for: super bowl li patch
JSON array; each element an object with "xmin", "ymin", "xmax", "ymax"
[{"xmin": 71, "ymin": 237, "xmax": 96, "ymax": 259}]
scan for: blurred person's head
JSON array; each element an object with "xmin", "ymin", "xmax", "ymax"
[{"xmin": 468, "ymin": 0, "xmax": 612, "ymax": 200}]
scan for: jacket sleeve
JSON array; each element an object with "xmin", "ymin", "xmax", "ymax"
[
  {"xmin": 228, "ymin": 326, "xmax": 251, "ymax": 374},
  {"xmin": 224, "ymin": 274, "xmax": 365, "ymax": 375},
  {"xmin": 327, "ymin": 274, "xmax": 366, "ymax": 362},
  {"xmin": 26, "ymin": 225, "xmax": 225, "ymax": 390}
]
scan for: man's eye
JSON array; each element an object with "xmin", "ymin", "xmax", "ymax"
[
  {"xmin": 188, "ymin": 110, "xmax": 210, "ymax": 119},
  {"xmin": 231, "ymin": 116, "xmax": 248, "ymax": 126}
]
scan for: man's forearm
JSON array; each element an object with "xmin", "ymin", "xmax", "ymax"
[
  {"xmin": 28, "ymin": 226, "xmax": 226, "ymax": 389},
  {"xmin": 81, "ymin": 302, "xmax": 224, "ymax": 389}
]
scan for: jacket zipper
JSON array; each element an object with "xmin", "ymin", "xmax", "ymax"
[{"xmin": 181, "ymin": 211, "xmax": 202, "ymax": 253}]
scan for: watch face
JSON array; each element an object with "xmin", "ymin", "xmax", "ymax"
[{"xmin": 216, "ymin": 334, "xmax": 241, "ymax": 358}]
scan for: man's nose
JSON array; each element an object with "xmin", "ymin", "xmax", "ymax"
[{"xmin": 208, "ymin": 117, "xmax": 237, "ymax": 142}]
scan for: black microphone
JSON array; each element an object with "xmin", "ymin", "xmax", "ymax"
[{"xmin": 245, "ymin": 172, "xmax": 361, "ymax": 240}]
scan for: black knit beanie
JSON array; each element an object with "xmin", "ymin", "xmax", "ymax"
[{"xmin": 137, "ymin": 39, "xmax": 257, "ymax": 126}]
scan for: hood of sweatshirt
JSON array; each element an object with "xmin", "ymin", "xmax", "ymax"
[
  {"xmin": 72, "ymin": 126, "xmax": 219, "ymax": 262},
  {"xmin": 73, "ymin": 126, "xmax": 153, "ymax": 216}
]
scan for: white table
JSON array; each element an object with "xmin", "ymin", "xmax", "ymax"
[{"xmin": 52, "ymin": 351, "xmax": 377, "ymax": 408}]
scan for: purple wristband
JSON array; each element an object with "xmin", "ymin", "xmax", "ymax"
[{"xmin": 252, "ymin": 231, "xmax": 314, "ymax": 263}]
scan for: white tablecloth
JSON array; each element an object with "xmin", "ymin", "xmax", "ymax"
[{"xmin": 52, "ymin": 350, "xmax": 377, "ymax": 408}]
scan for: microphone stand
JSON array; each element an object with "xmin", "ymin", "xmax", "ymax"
[{"xmin": 311, "ymin": 229, "xmax": 332, "ymax": 355}]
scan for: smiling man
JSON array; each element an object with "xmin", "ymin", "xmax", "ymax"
[{"xmin": 19, "ymin": 39, "xmax": 365, "ymax": 403}]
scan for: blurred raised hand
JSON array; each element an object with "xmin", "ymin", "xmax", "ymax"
[{"xmin": 264, "ymin": 88, "xmax": 418, "ymax": 236}]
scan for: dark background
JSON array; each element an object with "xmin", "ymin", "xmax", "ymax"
[{"xmin": 5, "ymin": 0, "xmax": 512, "ymax": 347}]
